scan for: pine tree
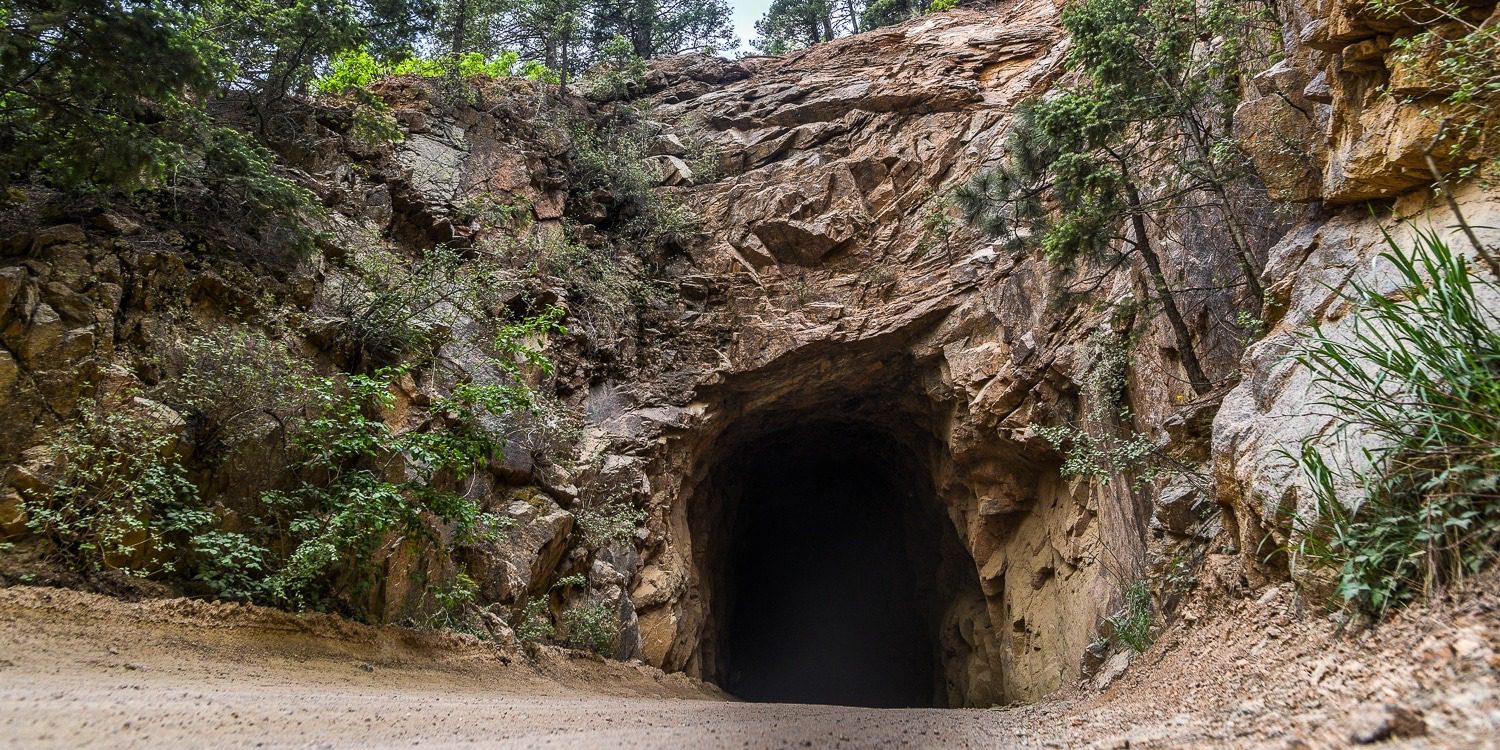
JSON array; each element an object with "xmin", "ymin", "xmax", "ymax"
[{"xmin": 956, "ymin": 0, "xmax": 1275, "ymax": 396}]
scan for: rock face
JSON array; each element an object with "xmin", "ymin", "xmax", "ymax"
[
  {"xmin": 614, "ymin": 2, "xmax": 1234, "ymax": 706},
  {"xmin": 1236, "ymin": 0, "xmax": 1498, "ymax": 204},
  {"xmin": 1217, "ymin": 0, "xmax": 1500, "ymax": 581},
  {"xmin": 0, "ymin": 0, "xmax": 1495, "ymax": 714}
]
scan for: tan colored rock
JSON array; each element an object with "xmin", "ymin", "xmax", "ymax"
[
  {"xmin": 30, "ymin": 224, "xmax": 86, "ymax": 249},
  {"xmin": 0, "ymin": 487, "xmax": 27, "ymax": 538},
  {"xmin": 645, "ymin": 154, "xmax": 694, "ymax": 187}
]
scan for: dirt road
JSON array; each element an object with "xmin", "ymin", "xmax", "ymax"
[
  {"xmin": 0, "ymin": 586, "xmax": 1031, "ymax": 749},
  {"xmin": 2, "ymin": 569, "xmax": 1498, "ymax": 749}
]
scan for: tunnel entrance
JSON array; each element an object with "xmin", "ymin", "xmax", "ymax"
[
  {"xmin": 722, "ymin": 435, "xmax": 932, "ymax": 707},
  {"xmin": 692, "ymin": 417, "xmax": 983, "ymax": 708}
]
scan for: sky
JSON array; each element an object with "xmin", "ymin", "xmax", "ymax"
[{"xmin": 729, "ymin": 0, "xmax": 773, "ymax": 54}]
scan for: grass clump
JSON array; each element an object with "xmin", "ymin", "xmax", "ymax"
[
  {"xmin": 1106, "ymin": 579, "xmax": 1154, "ymax": 653},
  {"xmin": 1291, "ymin": 230, "xmax": 1500, "ymax": 616}
]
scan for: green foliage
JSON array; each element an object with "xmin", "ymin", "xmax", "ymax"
[
  {"xmin": 1035, "ymin": 326, "xmax": 1203, "ymax": 489},
  {"xmin": 158, "ymin": 326, "xmax": 317, "ymax": 456},
  {"xmin": 256, "ymin": 365, "xmax": 518, "ymax": 610},
  {"xmin": 461, "ymin": 192, "xmax": 535, "ymax": 231},
  {"xmin": 0, "ymin": 0, "xmax": 367, "ymax": 223},
  {"xmin": 199, "ymin": 0, "xmax": 364, "ymax": 99},
  {"xmin": 583, "ymin": 34, "xmax": 647, "ymax": 100},
  {"xmin": 1107, "ymin": 579, "xmax": 1154, "ymax": 653},
  {"xmin": 584, "ymin": 0, "xmax": 735, "ymax": 60},
  {"xmin": 754, "ymin": 0, "xmax": 837, "ymax": 53},
  {"xmin": 191, "ymin": 529, "xmax": 271, "ymax": 601},
  {"xmin": 349, "ymin": 94, "xmax": 405, "ymax": 146},
  {"xmin": 955, "ymin": 0, "xmax": 1272, "ymax": 261},
  {"xmin": 0, "ymin": 0, "xmax": 223, "ymax": 192},
  {"xmin": 1290, "ymin": 230, "xmax": 1500, "ymax": 616},
  {"xmin": 1039, "ymin": 423, "xmax": 1161, "ymax": 487},
  {"xmin": 28, "ymin": 304, "xmax": 557, "ymax": 618},
  {"xmin": 553, "ymin": 573, "xmax": 587, "ymax": 589},
  {"xmin": 926, "ymin": 0, "xmax": 955, "ymax": 13},
  {"xmin": 955, "ymin": 0, "xmax": 1279, "ymax": 396},
  {"xmin": 560, "ymin": 601, "xmax": 616, "ymax": 655},
  {"xmin": 564, "ymin": 109, "xmax": 702, "ymax": 246},
  {"xmin": 427, "ymin": 572, "xmax": 485, "ymax": 634},
  {"xmin": 22, "ymin": 395, "xmax": 213, "ymax": 576},
  {"xmin": 516, "ymin": 597, "xmax": 555, "ymax": 641},
  {"xmin": 313, "ymin": 47, "xmax": 550, "ymax": 95},
  {"xmin": 575, "ymin": 495, "xmax": 647, "ymax": 548},
  {"xmin": 329, "ymin": 243, "xmax": 510, "ymax": 365},
  {"xmin": 1371, "ymin": 0, "xmax": 1500, "ymax": 170}
]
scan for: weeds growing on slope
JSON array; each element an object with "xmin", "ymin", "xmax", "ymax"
[{"xmin": 1291, "ymin": 229, "xmax": 1500, "ymax": 616}]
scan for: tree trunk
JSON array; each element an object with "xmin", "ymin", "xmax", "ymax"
[
  {"xmin": 451, "ymin": 0, "xmax": 468, "ymax": 55},
  {"xmin": 1125, "ymin": 178, "xmax": 1213, "ymax": 396}
]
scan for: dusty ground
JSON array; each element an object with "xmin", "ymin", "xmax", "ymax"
[{"xmin": 1, "ymin": 559, "xmax": 1497, "ymax": 749}]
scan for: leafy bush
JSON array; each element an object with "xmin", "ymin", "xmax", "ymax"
[
  {"xmin": 560, "ymin": 601, "xmax": 618, "ymax": 656},
  {"xmin": 21, "ymin": 393, "xmax": 270, "ymax": 601},
  {"xmin": 253, "ymin": 365, "xmax": 519, "ymax": 610},
  {"xmin": 27, "ymin": 302, "xmax": 560, "ymax": 617},
  {"xmin": 1371, "ymin": 0, "xmax": 1500, "ymax": 172},
  {"xmin": 516, "ymin": 598, "xmax": 555, "ymax": 642},
  {"xmin": 461, "ymin": 192, "xmax": 534, "ymax": 232},
  {"xmin": 575, "ymin": 495, "xmax": 647, "ymax": 548},
  {"xmin": 157, "ymin": 326, "xmax": 316, "ymax": 457},
  {"xmin": 583, "ymin": 35, "xmax": 647, "ymax": 100},
  {"xmin": 327, "ymin": 243, "xmax": 511, "ymax": 366},
  {"xmin": 314, "ymin": 48, "xmax": 551, "ymax": 95},
  {"xmin": 1291, "ymin": 230, "xmax": 1500, "ymax": 615},
  {"xmin": 426, "ymin": 572, "xmax": 485, "ymax": 635},
  {"xmin": 1035, "ymin": 327, "xmax": 1194, "ymax": 489},
  {"xmin": 22, "ymin": 395, "xmax": 212, "ymax": 576}
]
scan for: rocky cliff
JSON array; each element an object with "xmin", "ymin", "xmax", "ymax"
[{"xmin": 0, "ymin": 0, "xmax": 1495, "ymax": 712}]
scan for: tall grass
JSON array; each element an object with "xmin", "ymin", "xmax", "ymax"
[{"xmin": 1292, "ymin": 229, "xmax": 1500, "ymax": 615}]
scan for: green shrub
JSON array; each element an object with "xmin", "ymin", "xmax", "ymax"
[
  {"xmin": 328, "ymin": 243, "xmax": 511, "ymax": 366},
  {"xmin": 158, "ymin": 326, "xmax": 316, "ymax": 457},
  {"xmin": 21, "ymin": 393, "xmax": 268, "ymax": 600},
  {"xmin": 575, "ymin": 496, "xmax": 647, "ymax": 548},
  {"xmin": 1371, "ymin": 0, "xmax": 1500, "ymax": 172},
  {"xmin": 427, "ymin": 572, "xmax": 485, "ymax": 635},
  {"xmin": 255, "ymin": 365, "xmax": 518, "ymax": 610},
  {"xmin": 516, "ymin": 598, "xmax": 555, "ymax": 642},
  {"xmin": 583, "ymin": 35, "xmax": 647, "ymax": 100},
  {"xmin": 314, "ymin": 48, "xmax": 549, "ymax": 95},
  {"xmin": 1291, "ymin": 230, "xmax": 1500, "ymax": 615},
  {"xmin": 560, "ymin": 601, "xmax": 617, "ymax": 655},
  {"xmin": 22, "ymin": 395, "xmax": 210, "ymax": 576},
  {"xmin": 1035, "ymin": 327, "xmax": 1196, "ymax": 489}
]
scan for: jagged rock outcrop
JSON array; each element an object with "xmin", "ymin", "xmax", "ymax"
[{"xmin": 1217, "ymin": 0, "xmax": 1500, "ymax": 581}]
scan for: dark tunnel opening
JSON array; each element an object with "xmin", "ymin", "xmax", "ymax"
[{"xmin": 698, "ymin": 420, "xmax": 972, "ymax": 708}]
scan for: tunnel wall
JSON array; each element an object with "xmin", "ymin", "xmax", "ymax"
[{"xmin": 628, "ymin": 332, "xmax": 1115, "ymax": 707}]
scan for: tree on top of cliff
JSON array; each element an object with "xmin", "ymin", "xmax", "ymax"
[
  {"xmin": 584, "ymin": 0, "xmax": 736, "ymax": 59},
  {"xmin": 956, "ymin": 0, "xmax": 1281, "ymax": 396},
  {"xmin": 455, "ymin": 0, "xmax": 732, "ymax": 77}
]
